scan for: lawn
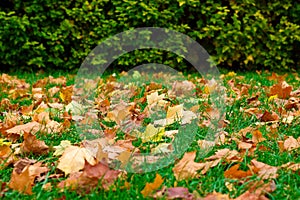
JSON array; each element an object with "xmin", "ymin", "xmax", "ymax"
[{"xmin": 0, "ymin": 69, "xmax": 299, "ymax": 199}]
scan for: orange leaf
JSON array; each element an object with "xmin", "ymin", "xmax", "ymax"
[
  {"xmin": 141, "ymin": 174, "xmax": 164, "ymax": 197},
  {"xmin": 9, "ymin": 166, "xmax": 34, "ymax": 195},
  {"xmin": 224, "ymin": 164, "xmax": 253, "ymax": 179},
  {"xmin": 268, "ymin": 81, "xmax": 292, "ymax": 99}
]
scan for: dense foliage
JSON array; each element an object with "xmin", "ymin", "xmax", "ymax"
[{"xmin": 0, "ymin": 0, "xmax": 299, "ymax": 71}]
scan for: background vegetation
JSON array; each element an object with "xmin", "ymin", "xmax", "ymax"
[{"xmin": 0, "ymin": 0, "xmax": 299, "ymax": 71}]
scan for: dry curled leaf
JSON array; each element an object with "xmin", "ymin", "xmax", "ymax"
[{"xmin": 21, "ymin": 132, "xmax": 49, "ymax": 154}]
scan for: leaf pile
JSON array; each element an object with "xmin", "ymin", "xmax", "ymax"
[{"xmin": 0, "ymin": 71, "xmax": 299, "ymax": 199}]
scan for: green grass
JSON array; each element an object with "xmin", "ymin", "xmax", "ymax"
[{"xmin": 0, "ymin": 69, "xmax": 299, "ymax": 199}]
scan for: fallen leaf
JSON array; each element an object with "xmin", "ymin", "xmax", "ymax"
[
  {"xmin": 60, "ymin": 85, "xmax": 73, "ymax": 104},
  {"xmin": 53, "ymin": 140, "xmax": 72, "ymax": 156},
  {"xmin": 135, "ymin": 124, "xmax": 165, "ymax": 143},
  {"xmin": 224, "ymin": 164, "xmax": 253, "ymax": 179},
  {"xmin": 57, "ymin": 145, "xmax": 96, "ymax": 175},
  {"xmin": 21, "ymin": 132, "xmax": 49, "ymax": 154},
  {"xmin": 283, "ymin": 136, "xmax": 300, "ymax": 151},
  {"xmin": 251, "ymin": 159, "xmax": 278, "ymax": 179},
  {"xmin": 280, "ymin": 162, "xmax": 300, "ymax": 172},
  {"xmin": 172, "ymin": 151, "xmax": 214, "ymax": 181},
  {"xmin": 9, "ymin": 165, "xmax": 34, "ymax": 195},
  {"xmin": 203, "ymin": 191, "xmax": 231, "ymax": 200},
  {"xmin": 235, "ymin": 180, "xmax": 276, "ymax": 200},
  {"xmin": 205, "ymin": 149, "xmax": 241, "ymax": 162},
  {"xmin": 151, "ymin": 143, "xmax": 173, "ymax": 154},
  {"xmin": 260, "ymin": 111, "xmax": 279, "ymax": 122},
  {"xmin": 146, "ymin": 91, "xmax": 166, "ymax": 106},
  {"xmin": 268, "ymin": 81, "xmax": 292, "ymax": 99},
  {"xmin": 6, "ymin": 121, "xmax": 41, "ymax": 135},
  {"xmin": 58, "ymin": 161, "xmax": 120, "ymax": 192},
  {"xmin": 153, "ymin": 187, "xmax": 195, "ymax": 200},
  {"xmin": 166, "ymin": 104, "xmax": 183, "ymax": 125},
  {"xmin": 141, "ymin": 174, "xmax": 164, "ymax": 197},
  {"xmin": 238, "ymin": 142, "xmax": 253, "ymax": 150}
]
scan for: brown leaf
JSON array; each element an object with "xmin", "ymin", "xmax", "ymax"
[
  {"xmin": 280, "ymin": 162, "xmax": 300, "ymax": 172},
  {"xmin": 238, "ymin": 142, "xmax": 253, "ymax": 150},
  {"xmin": 60, "ymin": 85, "xmax": 73, "ymax": 104},
  {"xmin": 153, "ymin": 187, "xmax": 195, "ymax": 200},
  {"xmin": 235, "ymin": 180, "xmax": 276, "ymax": 200},
  {"xmin": 58, "ymin": 161, "xmax": 120, "ymax": 192},
  {"xmin": 172, "ymin": 151, "xmax": 219, "ymax": 181},
  {"xmin": 268, "ymin": 81, "xmax": 292, "ymax": 99},
  {"xmin": 9, "ymin": 165, "xmax": 34, "ymax": 195},
  {"xmin": 260, "ymin": 111, "xmax": 279, "ymax": 122},
  {"xmin": 283, "ymin": 136, "xmax": 300, "ymax": 151},
  {"xmin": 21, "ymin": 132, "xmax": 49, "ymax": 154},
  {"xmin": 203, "ymin": 191, "xmax": 231, "ymax": 200},
  {"xmin": 251, "ymin": 160, "xmax": 278, "ymax": 179},
  {"xmin": 141, "ymin": 174, "xmax": 164, "ymax": 197},
  {"xmin": 251, "ymin": 130, "xmax": 266, "ymax": 144},
  {"xmin": 6, "ymin": 121, "xmax": 41, "ymax": 135},
  {"xmin": 224, "ymin": 164, "xmax": 253, "ymax": 179},
  {"xmin": 205, "ymin": 149, "xmax": 241, "ymax": 162}
]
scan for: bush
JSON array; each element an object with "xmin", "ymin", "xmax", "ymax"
[{"xmin": 0, "ymin": 0, "xmax": 299, "ymax": 71}]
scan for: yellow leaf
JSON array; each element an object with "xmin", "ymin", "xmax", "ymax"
[
  {"xmin": 53, "ymin": 140, "xmax": 72, "ymax": 156},
  {"xmin": 140, "ymin": 124, "xmax": 165, "ymax": 143},
  {"xmin": 166, "ymin": 104, "xmax": 183, "ymax": 125},
  {"xmin": 268, "ymin": 94, "xmax": 277, "ymax": 102},
  {"xmin": 0, "ymin": 139, "xmax": 11, "ymax": 146},
  {"xmin": 57, "ymin": 145, "xmax": 96, "ymax": 175}
]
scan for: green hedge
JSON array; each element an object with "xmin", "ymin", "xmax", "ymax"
[{"xmin": 0, "ymin": 0, "xmax": 299, "ymax": 71}]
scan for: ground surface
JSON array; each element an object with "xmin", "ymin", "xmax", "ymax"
[{"xmin": 0, "ymin": 70, "xmax": 299, "ymax": 199}]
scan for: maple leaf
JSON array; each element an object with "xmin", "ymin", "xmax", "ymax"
[
  {"xmin": 59, "ymin": 85, "xmax": 73, "ymax": 104},
  {"xmin": 9, "ymin": 165, "xmax": 34, "ymax": 195},
  {"xmin": 8, "ymin": 160, "xmax": 49, "ymax": 195},
  {"xmin": 151, "ymin": 143, "xmax": 173, "ymax": 154},
  {"xmin": 171, "ymin": 80, "xmax": 195, "ymax": 96},
  {"xmin": 0, "ymin": 140, "xmax": 14, "ymax": 167},
  {"xmin": 268, "ymin": 81, "xmax": 292, "ymax": 99},
  {"xmin": 57, "ymin": 145, "xmax": 96, "ymax": 175},
  {"xmin": 21, "ymin": 132, "xmax": 49, "ymax": 154},
  {"xmin": 173, "ymin": 151, "xmax": 209, "ymax": 181},
  {"xmin": 224, "ymin": 164, "xmax": 253, "ymax": 179},
  {"xmin": 146, "ymin": 91, "xmax": 166, "ymax": 106},
  {"xmin": 141, "ymin": 173, "xmax": 164, "ymax": 197}
]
